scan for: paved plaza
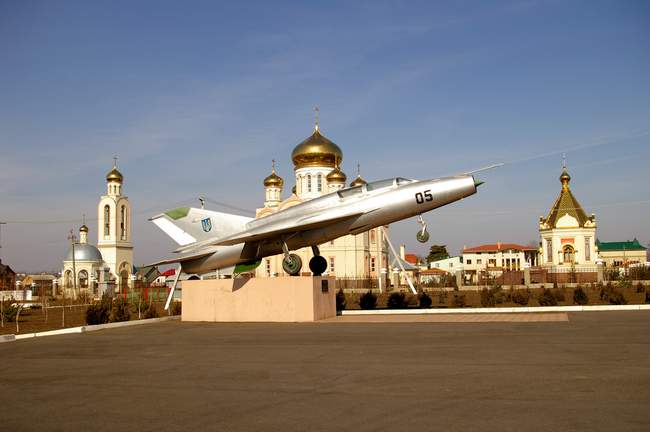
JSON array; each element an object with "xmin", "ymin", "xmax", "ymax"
[{"xmin": 1, "ymin": 311, "xmax": 649, "ymax": 431}]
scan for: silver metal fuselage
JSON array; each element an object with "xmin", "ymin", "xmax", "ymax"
[{"xmin": 181, "ymin": 176, "xmax": 477, "ymax": 274}]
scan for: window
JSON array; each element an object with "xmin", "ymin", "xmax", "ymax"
[
  {"xmin": 337, "ymin": 185, "xmax": 363, "ymax": 199},
  {"xmin": 466, "ymin": 259, "xmax": 471, "ymax": 265},
  {"xmin": 366, "ymin": 178, "xmax": 395, "ymax": 191},
  {"xmin": 546, "ymin": 239, "xmax": 553, "ymax": 262},
  {"xmin": 329, "ymin": 257, "xmax": 335, "ymax": 273},
  {"xmin": 585, "ymin": 237, "xmax": 591, "ymax": 261},
  {"xmin": 317, "ymin": 174, "xmax": 322, "ymax": 192},
  {"xmin": 450, "ymin": 263, "xmax": 453, "ymax": 268},
  {"xmin": 265, "ymin": 259, "xmax": 271, "ymax": 277},
  {"xmin": 371, "ymin": 257, "xmax": 376, "ymax": 272},
  {"xmin": 370, "ymin": 230, "xmax": 376, "ymax": 244},
  {"xmin": 79, "ymin": 270, "xmax": 88, "ymax": 288},
  {"xmin": 307, "ymin": 174, "xmax": 312, "ymax": 192},
  {"xmin": 104, "ymin": 205, "xmax": 110, "ymax": 237},
  {"xmin": 477, "ymin": 259, "xmax": 482, "ymax": 265},
  {"xmin": 120, "ymin": 205, "xmax": 127, "ymax": 240}
]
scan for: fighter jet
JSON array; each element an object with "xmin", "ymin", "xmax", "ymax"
[{"xmin": 151, "ymin": 169, "xmax": 494, "ymax": 300}]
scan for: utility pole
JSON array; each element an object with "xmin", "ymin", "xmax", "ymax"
[
  {"xmin": 68, "ymin": 229, "xmax": 78, "ymax": 301},
  {"xmin": 0, "ymin": 222, "xmax": 6, "ymax": 261}
]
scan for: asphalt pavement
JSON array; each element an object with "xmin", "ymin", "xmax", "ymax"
[{"xmin": 1, "ymin": 311, "xmax": 649, "ymax": 431}]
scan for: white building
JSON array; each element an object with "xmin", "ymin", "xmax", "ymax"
[
  {"xmin": 462, "ymin": 243, "xmax": 538, "ymax": 283},
  {"xmin": 61, "ymin": 161, "xmax": 134, "ymax": 297},
  {"xmin": 539, "ymin": 165, "xmax": 596, "ymax": 269},
  {"xmin": 254, "ymin": 123, "xmax": 389, "ymax": 284},
  {"xmin": 429, "ymin": 256, "xmax": 463, "ymax": 273}
]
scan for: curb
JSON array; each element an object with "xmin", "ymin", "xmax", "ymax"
[
  {"xmin": 1, "ymin": 334, "xmax": 16, "ymax": 343},
  {"xmin": 8, "ymin": 316, "xmax": 181, "ymax": 342},
  {"xmin": 341, "ymin": 304, "xmax": 650, "ymax": 316}
]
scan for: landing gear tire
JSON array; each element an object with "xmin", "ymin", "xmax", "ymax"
[
  {"xmin": 282, "ymin": 253, "xmax": 303, "ymax": 276},
  {"xmin": 309, "ymin": 255, "xmax": 328, "ymax": 276},
  {"xmin": 416, "ymin": 229, "xmax": 430, "ymax": 243}
]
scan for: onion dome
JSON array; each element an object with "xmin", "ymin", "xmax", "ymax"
[
  {"xmin": 350, "ymin": 175, "xmax": 367, "ymax": 187},
  {"xmin": 106, "ymin": 165, "xmax": 123, "ymax": 183},
  {"xmin": 559, "ymin": 167, "xmax": 571, "ymax": 189},
  {"xmin": 79, "ymin": 225, "xmax": 89, "ymax": 233},
  {"xmin": 263, "ymin": 169, "xmax": 284, "ymax": 188},
  {"xmin": 291, "ymin": 127, "xmax": 343, "ymax": 169},
  {"xmin": 326, "ymin": 166, "xmax": 347, "ymax": 184}
]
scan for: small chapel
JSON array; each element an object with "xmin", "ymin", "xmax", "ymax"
[{"xmin": 539, "ymin": 162, "xmax": 597, "ymax": 268}]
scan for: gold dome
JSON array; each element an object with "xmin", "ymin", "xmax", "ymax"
[
  {"xmin": 326, "ymin": 166, "xmax": 347, "ymax": 183},
  {"xmin": 263, "ymin": 171, "xmax": 284, "ymax": 188},
  {"xmin": 559, "ymin": 167, "xmax": 571, "ymax": 188},
  {"xmin": 106, "ymin": 167, "xmax": 123, "ymax": 183},
  {"xmin": 350, "ymin": 175, "xmax": 367, "ymax": 187},
  {"xmin": 79, "ymin": 224, "xmax": 89, "ymax": 233},
  {"xmin": 291, "ymin": 127, "xmax": 343, "ymax": 169}
]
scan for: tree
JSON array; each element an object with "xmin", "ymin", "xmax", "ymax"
[{"xmin": 426, "ymin": 245, "xmax": 450, "ymax": 264}]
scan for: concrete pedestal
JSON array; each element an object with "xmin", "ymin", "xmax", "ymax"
[{"xmin": 182, "ymin": 276, "xmax": 336, "ymax": 322}]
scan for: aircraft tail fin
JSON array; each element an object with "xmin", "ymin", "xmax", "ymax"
[{"xmin": 150, "ymin": 207, "xmax": 253, "ymax": 246}]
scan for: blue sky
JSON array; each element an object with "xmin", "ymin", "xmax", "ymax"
[{"xmin": 1, "ymin": 0, "xmax": 648, "ymax": 272}]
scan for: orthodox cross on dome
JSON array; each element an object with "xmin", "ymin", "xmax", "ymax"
[
  {"xmin": 314, "ymin": 106, "xmax": 320, "ymax": 131},
  {"xmin": 272, "ymin": 158, "xmax": 276, "ymax": 173},
  {"xmin": 562, "ymin": 153, "xmax": 566, "ymax": 169},
  {"xmin": 113, "ymin": 154, "xmax": 118, "ymax": 168},
  {"xmin": 82, "ymin": 214, "xmax": 86, "ymax": 225},
  {"xmin": 357, "ymin": 163, "xmax": 361, "ymax": 176}
]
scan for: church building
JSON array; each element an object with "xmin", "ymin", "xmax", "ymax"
[
  {"xmin": 61, "ymin": 160, "xmax": 134, "ymax": 296},
  {"xmin": 539, "ymin": 163, "xmax": 597, "ymax": 269},
  {"xmin": 254, "ymin": 123, "xmax": 389, "ymax": 284}
]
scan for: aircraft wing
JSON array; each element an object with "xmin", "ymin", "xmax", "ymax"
[
  {"xmin": 150, "ymin": 247, "xmax": 219, "ymax": 267},
  {"xmin": 213, "ymin": 212, "xmax": 365, "ymax": 246}
]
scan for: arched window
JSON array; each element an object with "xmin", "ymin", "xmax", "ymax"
[
  {"xmin": 79, "ymin": 270, "xmax": 88, "ymax": 288},
  {"xmin": 307, "ymin": 174, "xmax": 312, "ymax": 192},
  {"xmin": 120, "ymin": 205, "xmax": 127, "ymax": 240},
  {"xmin": 104, "ymin": 205, "xmax": 110, "ymax": 237},
  {"xmin": 317, "ymin": 174, "xmax": 322, "ymax": 192},
  {"xmin": 563, "ymin": 245, "xmax": 575, "ymax": 264},
  {"xmin": 64, "ymin": 270, "xmax": 72, "ymax": 288}
]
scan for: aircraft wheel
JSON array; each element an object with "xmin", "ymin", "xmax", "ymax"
[
  {"xmin": 309, "ymin": 255, "xmax": 328, "ymax": 276},
  {"xmin": 416, "ymin": 229, "xmax": 430, "ymax": 243},
  {"xmin": 282, "ymin": 253, "xmax": 303, "ymax": 276}
]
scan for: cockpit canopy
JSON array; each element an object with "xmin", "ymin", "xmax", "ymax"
[{"xmin": 337, "ymin": 177, "xmax": 416, "ymax": 198}]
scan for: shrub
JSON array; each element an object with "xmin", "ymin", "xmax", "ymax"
[
  {"xmin": 336, "ymin": 289, "xmax": 347, "ymax": 311},
  {"xmin": 418, "ymin": 292, "xmax": 432, "ymax": 308},
  {"xmin": 537, "ymin": 288, "xmax": 558, "ymax": 306},
  {"xmin": 170, "ymin": 301, "xmax": 182, "ymax": 316},
  {"xmin": 480, "ymin": 288, "xmax": 496, "ymax": 307},
  {"xmin": 143, "ymin": 303, "xmax": 159, "ymax": 319},
  {"xmin": 387, "ymin": 292, "xmax": 408, "ymax": 309},
  {"xmin": 600, "ymin": 283, "xmax": 627, "ymax": 305},
  {"xmin": 0, "ymin": 298, "xmax": 19, "ymax": 324},
  {"xmin": 573, "ymin": 287, "xmax": 589, "ymax": 305},
  {"xmin": 109, "ymin": 298, "xmax": 131, "ymax": 322},
  {"xmin": 85, "ymin": 295, "xmax": 112, "ymax": 325},
  {"xmin": 359, "ymin": 291, "xmax": 377, "ymax": 310},
  {"xmin": 452, "ymin": 294, "xmax": 466, "ymax": 308},
  {"xmin": 646, "ymin": 291, "xmax": 650, "ymax": 304},
  {"xmin": 511, "ymin": 289, "xmax": 530, "ymax": 306}
]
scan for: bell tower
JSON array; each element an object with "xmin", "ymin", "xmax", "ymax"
[{"xmin": 97, "ymin": 157, "xmax": 134, "ymax": 291}]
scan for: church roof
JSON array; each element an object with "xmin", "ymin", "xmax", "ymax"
[
  {"xmin": 65, "ymin": 243, "xmax": 103, "ymax": 262},
  {"xmin": 596, "ymin": 239, "xmax": 646, "ymax": 252},
  {"xmin": 543, "ymin": 167, "xmax": 590, "ymax": 228},
  {"xmin": 463, "ymin": 243, "xmax": 537, "ymax": 253}
]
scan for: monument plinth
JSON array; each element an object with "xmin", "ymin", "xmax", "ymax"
[{"xmin": 181, "ymin": 276, "xmax": 336, "ymax": 322}]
